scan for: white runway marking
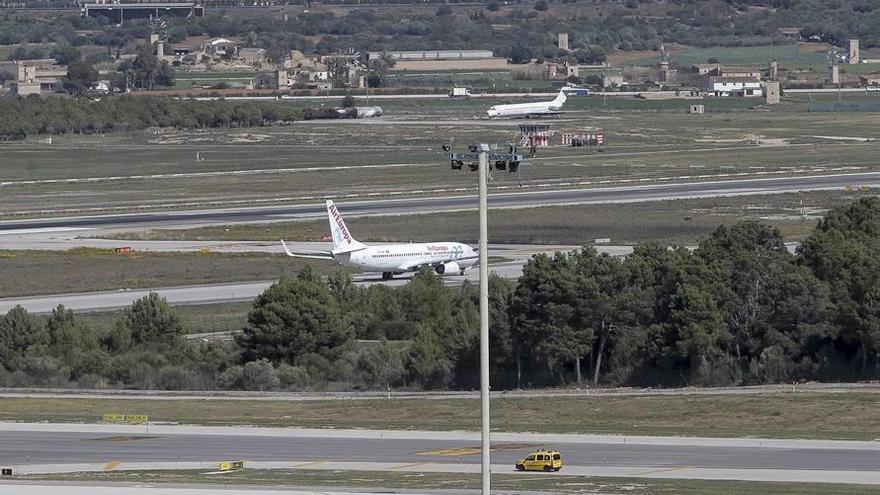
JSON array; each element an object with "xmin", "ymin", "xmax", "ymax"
[{"xmin": 0, "ymin": 227, "xmax": 95, "ymax": 236}]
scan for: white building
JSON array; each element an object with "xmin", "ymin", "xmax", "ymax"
[
  {"xmin": 203, "ymin": 38, "xmax": 237, "ymax": 57},
  {"xmin": 706, "ymin": 76, "xmax": 763, "ymax": 97},
  {"xmin": 366, "ymin": 50, "xmax": 493, "ymax": 61}
]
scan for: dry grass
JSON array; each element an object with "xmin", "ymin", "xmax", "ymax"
[
  {"xmin": 0, "ymin": 249, "xmax": 335, "ymax": 298},
  {"xmin": 24, "ymin": 469, "xmax": 880, "ymax": 495},
  {"xmin": 1, "ymin": 392, "xmax": 879, "ymax": 440},
  {"xmin": 109, "ymin": 191, "xmax": 869, "ymax": 246},
  {"xmin": 2, "ymin": 94, "xmax": 880, "ymax": 216}
]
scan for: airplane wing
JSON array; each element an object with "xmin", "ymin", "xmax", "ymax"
[
  {"xmin": 398, "ymin": 255, "xmax": 479, "ymax": 272},
  {"xmin": 280, "ymin": 240, "xmax": 334, "ymax": 260},
  {"xmin": 523, "ymin": 111, "xmax": 563, "ymax": 118}
]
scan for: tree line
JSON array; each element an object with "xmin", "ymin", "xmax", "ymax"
[
  {"xmin": 3, "ymin": 198, "xmax": 880, "ymax": 391},
  {"xmin": 2, "ymin": 0, "xmax": 879, "ymax": 67},
  {"xmin": 0, "ymin": 96, "xmax": 302, "ymax": 140}
]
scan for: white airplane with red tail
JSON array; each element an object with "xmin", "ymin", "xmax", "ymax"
[{"xmin": 282, "ymin": 200, "xmax": 478, "ymax": 280}]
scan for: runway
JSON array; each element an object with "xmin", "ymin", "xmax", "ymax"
[
  {"xmin": 0, "ymin": 261, "xmax": 526, "ymax": 314},
  {"xmin": 2, "ymin": 172, "xmax": 878, "ymax": 233},
  {"xmin": 0, "ymin": 172, "xmax": 870, "ymax": 313},
  {"xmin": 0, "ymin": 242, "xmax": 606, "ymax": 313},
  {"xmin": 0, "ymin": 244, "xmax": 640, "ymax": 314},
  {"xmin": 2, "ymin": 423, "xmax": 880, "ymax": 485}
]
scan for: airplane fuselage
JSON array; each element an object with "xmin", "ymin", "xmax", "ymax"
[
  {"xmin": 336, "ymin": 242, "xmax": 477, "ymax": 274},
  {"xmin": 486, "ymin": 102, "xmax": 562, "ymax": 118},
  {"xmin": 486, "ymin": 89, "xmax": 572, "ymax": 118}
]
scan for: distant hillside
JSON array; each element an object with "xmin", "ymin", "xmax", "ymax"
[{"xmin": 1, "ymin": 0, "xmax": 878, "ymax": 64}]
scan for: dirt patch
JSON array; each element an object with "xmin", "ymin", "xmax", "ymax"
[
  {"xmin": 799, "ymin": 42, "xmax": 832, "ymax": 54},
  {"xmin": 756, "ymin": 137, "xmax": 789, "ymax": 147},
  {"xmin": 229, "ymin": 132, "xmax": 271, "ymax": 143}
]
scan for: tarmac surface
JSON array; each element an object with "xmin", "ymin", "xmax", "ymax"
[
  {"xmin": 0, "ymin": 260, "xmax": 527, "ymax": 314},
  {"xmin": 2, "ymin": 172, "xmax": 879, "ymax": 233},
  {"xmin": 0, "ymin": 242, "xmax": 628, "ymax": 313},
  {"xmin": 2, "ymin": 424, "xmax": 880, "ymax": 485}
]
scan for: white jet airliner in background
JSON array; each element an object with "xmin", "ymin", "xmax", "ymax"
[
  {"xmin": 486, "ymin": 88, "xmax": 575, "ymax": 118},
  {"xmin": 282, "ymin": 200, "xmax": 478, "ymax": 280}
]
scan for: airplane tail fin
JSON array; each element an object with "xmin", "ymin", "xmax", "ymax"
[
  {"xmin": 326, "ymin": 200, "xmax": 367, "ymax": 253},
  {"xmin": 552, "ymin": 89, "xmax": 567, "ymax": 107}
]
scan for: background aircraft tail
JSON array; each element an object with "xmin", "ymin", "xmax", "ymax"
[
  {"xmin": 326, "ymin": 200, "xmax": 367, "ymax": 253},
  {"xmin": 551, "ymin": 90, "xmax": 567, "ymax": 107}
]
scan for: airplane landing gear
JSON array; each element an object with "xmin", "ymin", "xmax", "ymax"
[{"xmin": 381, "ymin": 272, "xmax": 393, "ymax": 280}]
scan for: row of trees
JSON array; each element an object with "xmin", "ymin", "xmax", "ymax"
[
  {"xmin": 0, "ymin": 96, "xmax": 302, "ymax": 140},
  {"xmin": 3, "ymin": 1, "xmax": 880, "ymax": 65},
  {"xmin": 233, "ymin": 198, "xmax": 880, "ymax": 389},
  {"xmin": 0, "ymin": 294, "xmax": 230, "ymax": 389},
  {"xmin": 3, "ymin": 198, "xmax": 880, "ymax": 390}
]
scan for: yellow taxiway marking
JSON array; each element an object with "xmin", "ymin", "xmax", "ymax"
[
  {"xmin": 418, "ymin": 443, "xmax": 539, "ymax": 457},
  {"xmin": 419, "ymin": 448, "xmax": 482, "ymax": 457},
  {"xmin": 631, "ymin": 465, "xmax": 694, "ymax": 476},
  {"xmin": 88, "ymin": 435, "xmax": 158, "ymax": 442},
  {"xmin": 291, "ymin": 460, "xmax": 328, "ymax": 468},
  {"xmin": 103, "ymin": 461, "xmax": 122, "ymax": 471},
  {"xmin": 390, "ymin": 462, "xmax": 431, "ymax": 471}
]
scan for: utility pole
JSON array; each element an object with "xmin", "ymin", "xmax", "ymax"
[
  {"xmin": 477, "ymin": 146, "xmax": 491, "ymax": 495},
  {"xmin": 443, "ymin": 142, "xmax": 528, "ymax": 495}
]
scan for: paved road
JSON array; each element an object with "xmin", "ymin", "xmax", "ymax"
[
  {"xmin": 0, "ymin": 244, "xmax": 640, "ymax": 314},
  {"xmin": 3, "ymin": 424, "xmax": 880, "ymax": 485},
  {"xmin": 0, "ymin": 281, "xmax": 274, "ymax": 314},
  {"xmin": 2, "ymin": 172, "xmax": 878, "ymax": 233},
  {"xmin": 0, "ymin": 262, "xmax": 525, "ymax": 314},
  {"xmin": 0, "ymin": 243, "xmax": 631, "ymax": 314},
  {"xmin": 3, "ymin": 430, "xmax": 879, "ymax": 471},
  {"xmin": 181, "ymin": 87, "xmax": 877, "ymax": 102}
]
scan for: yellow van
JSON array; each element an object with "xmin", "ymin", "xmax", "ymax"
[{"xmin": 515, "ymin": 449, "xmax": 563, "ymax": 472}]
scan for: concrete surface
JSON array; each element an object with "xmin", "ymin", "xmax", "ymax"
[
  {"xmin": 0, "ymin": 238, "xmax": 598, "ymax": 313},
  {"xmin": 7, "ymin": 460, "xmax": 880, "ymax": 485},
  {"xmin": 2, "ymin": 172, "xmax": 878, "ymax": 233},
  {"xmin": 0, "ymin": 261, "xmax": 526, "ymax": 314},
  {"xmin": 1, "ymin": 423, "xmax": 880, "ymax": 485}
]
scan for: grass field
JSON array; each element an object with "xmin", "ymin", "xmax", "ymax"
[
  {"xmin": 1, "ymin": 93, "xmax": 879, "ymax": 216},
  {"xmin": 1, "ymin": 392, "xmax": 879, "ymax": 440},
  {"xmin": 173, "ymin": 71, "xmax": 260, "ymax": 88},
  {"xmin": 24, "ymin": 469, "xmax": 880, "ymax": 495},
  {"xmin": 110, "ymin": 191, "xmax": 870, "ymax": 246},
  {"xmin": 626, "ymin": 44, "xmax": 828, "ymax": 67},
  {"xmin": 0, "ymin": 249, "xmax": 335, "ymax": 298}
]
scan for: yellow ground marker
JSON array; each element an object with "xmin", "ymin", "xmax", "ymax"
[
  {"xmin": 631, "ymin": 465, "xmax": 694, "ymax": 476},
  {"xmin": 103, "ymin": 461, "xmax": 122, "ymax": 471}
]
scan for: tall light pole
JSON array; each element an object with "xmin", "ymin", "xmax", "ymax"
[
  {"xmin": 477, "ymin": 145, "xmax": 491, "ymax": 495},
  {"xmin": 444, "ymin": 142, "xmax": 525, "ymax": 495}
]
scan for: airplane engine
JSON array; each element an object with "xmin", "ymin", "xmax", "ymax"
[
  {"xmin": 435, "ymin": 261, "xmax": 461, "ymax": 275},
  {"xmin": 355, "ymin": 106, "xmax": 383, "ymax": 118}
]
